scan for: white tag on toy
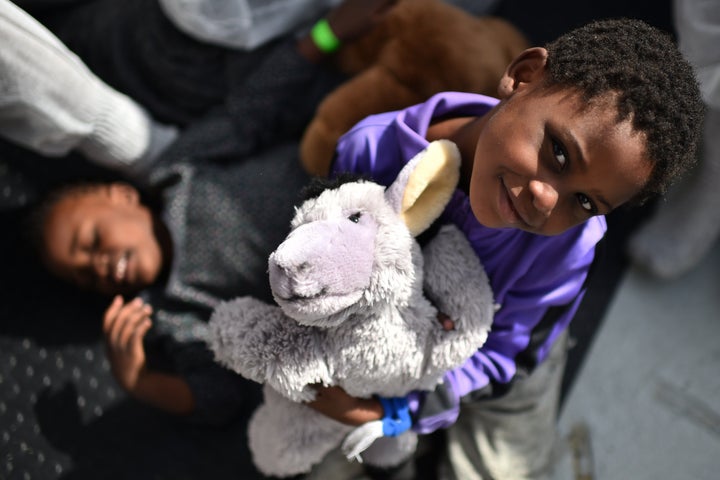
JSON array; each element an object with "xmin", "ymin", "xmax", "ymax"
[{"xmin": 341, "ymin": 420, "xmax": 384, "ymax": 463}]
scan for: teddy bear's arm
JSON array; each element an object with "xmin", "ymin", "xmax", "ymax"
[
  {"xmin": 208, "ymin": 296, "xmax": 333, "ymax": 402},
  {"xmin": 300, "ymin": 66, "xmax": 421, "ymax": 176}
]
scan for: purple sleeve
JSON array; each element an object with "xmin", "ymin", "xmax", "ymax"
[
  {"xmin": 332, "ymin": 91, "xmax": 498, "ymax": 183},
  {"xmin": 331, "ymin": 110, "xmax": 413, "ymax": 185}
]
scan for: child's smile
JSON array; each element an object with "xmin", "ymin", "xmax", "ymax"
[
  {"xmin": 498, "ymin": 176, "xmax": 528, "ymax": 227},
  {"xmin": 91, "ymin": 249, "xmax": 132, "ymax": 287}
]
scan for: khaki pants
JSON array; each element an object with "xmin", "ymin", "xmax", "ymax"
[{"xmin": 439, "ymin": 331, "xmax": 569, "ymax": 480}]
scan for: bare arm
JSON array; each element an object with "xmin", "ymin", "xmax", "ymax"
[
  {"xmin": 103, "ymin": 296, "xmax": 195, "ymax": 415},
  {"xmin": 296, "ymin": 0, "xmax": 398, "ymax": 64},
  {"xmin": 306, "ymin": 385, "xmax": 383, "ymax": 426},
  {"xmin": 132, "ymin": 370, "xmax": 195, "ymax": 415}
]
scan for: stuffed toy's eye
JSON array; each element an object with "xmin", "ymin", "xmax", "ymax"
[{"xmin": 348, "ymin": 212, "xmax": 362, "ymax": 223}]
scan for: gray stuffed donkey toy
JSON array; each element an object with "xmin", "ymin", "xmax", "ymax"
[{"xmin": 208, "ymin": 140, "xmax": 495, "ymax": 477}]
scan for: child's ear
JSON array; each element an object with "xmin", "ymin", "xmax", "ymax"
[
  {"xmin": 108, "ymin": 182, "xmax": 140, "ymax": 206},
  {"xmin": 497, "ymin": 47, "xmax": 548, "ymax": 99}
]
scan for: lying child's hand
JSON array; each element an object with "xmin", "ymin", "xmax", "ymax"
[{"xmin": 103, "ymin": 296, "xmax": 153, "ymax": 394}]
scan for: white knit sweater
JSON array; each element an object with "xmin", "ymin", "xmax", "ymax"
[{"xmin": 0, "ymin": 0, "xmax": 176, "ymax": 172}]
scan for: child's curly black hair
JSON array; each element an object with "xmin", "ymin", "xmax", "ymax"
[
  {"xmin": 544, "ymin": 18, "xmax": 705, "ymax": 204},
  {"xmin": 23, "ymin": 179, "xmax": 162, "ymax": 259}
]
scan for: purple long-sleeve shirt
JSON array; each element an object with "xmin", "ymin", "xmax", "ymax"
[{"xmin": 331, "ymin": 92, "xmax": 606, "ymax": 432}]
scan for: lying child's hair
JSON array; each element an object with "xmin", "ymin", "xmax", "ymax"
[
  {"xmin": 24, "ymin": 179, "xmax": 161, "ymax": 259},
  {"xmin": 544, "ymin": 18, "xmax": 705, "ymax": 204},
  {"xmin": 24, "ymin": 182, "xmax": 105, "ymax": 256}
]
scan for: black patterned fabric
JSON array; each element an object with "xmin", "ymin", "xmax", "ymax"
[{"xmin": 0, "ymin": 138, "xmax": 286, "ymax": 479}]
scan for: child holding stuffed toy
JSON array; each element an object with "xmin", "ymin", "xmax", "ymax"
[{"xmin": 307, "ymin": 18, "xmax": 705, "ymax": 480}]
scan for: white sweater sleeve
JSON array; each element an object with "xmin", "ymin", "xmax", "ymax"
[{"xmin": 0, "ymin": 0, "xmax": 176, "ymax": 172}]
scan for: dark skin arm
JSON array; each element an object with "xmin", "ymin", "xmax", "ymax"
[
  {"xmin": 103, "ymin": 296, "xmax": 196, "ymax": 415},
  {"xmin": 307, "ymin": 312, "xmax": 454, "ymax": 424},
  {"xmin": 307, "ymin": 385, "xmax": 384, "ymax": 425},
  {"xmin": 296, "ymin": 0, "xmax": 399, "ymax": 64}
]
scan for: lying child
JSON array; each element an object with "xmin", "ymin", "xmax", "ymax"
[{"xmin": 27, "ymin": 143, "xmax": 311, "ymax": 425}]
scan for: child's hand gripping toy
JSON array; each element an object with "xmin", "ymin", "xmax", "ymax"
[{"xmin": 208, "ymin": 140, "xmax": 495, "ymax": 477}]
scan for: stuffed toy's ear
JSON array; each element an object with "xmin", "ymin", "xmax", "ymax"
[{"xmin": 385, "ymin": 140, "xmax": 460, "ymax": 236}]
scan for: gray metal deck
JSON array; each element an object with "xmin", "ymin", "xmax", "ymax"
[{"xmin": 551, "ymin": 242, "xmax": 720, "ymax": 480}]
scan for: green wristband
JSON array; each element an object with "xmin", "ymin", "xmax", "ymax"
[{"xmin": 311, "ymin": 18, "xmax": 341, "ymax": 53}]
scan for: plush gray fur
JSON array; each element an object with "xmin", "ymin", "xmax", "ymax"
[{"xmin": 208, "ymin": 141, "xmax": 494, "ymax": 477}]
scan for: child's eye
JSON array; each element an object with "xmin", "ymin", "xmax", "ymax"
[
  {"xmin": 576, "ymin": 193, "xmax": 596, "ymax": 214},
  {"xmin": 551, "ymin": 139, "xmax": 567, "ymax": 169},
  {"xmin": 81, "ymin": 228, "xmax": 100, "ymax": 252}
]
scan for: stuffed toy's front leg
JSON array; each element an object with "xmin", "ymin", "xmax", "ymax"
[
  {"xmin": 249, "ymin": 385, "xmax": 354, "ymax": 477},
  {"xmin": 422, "ymin": 224, "xmax": 495, "ymax": 371},
  {"xmin": 208, "ymin": 297, "xmax": 332, "ymax": 402}
]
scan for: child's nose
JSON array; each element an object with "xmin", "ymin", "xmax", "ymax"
[
  {"xmin": 91, "ymin": 253, "xmax": 110, "ymax": 277},
  {"xmin": 528, "ymin": 179, "xmax": 559, "ymax": 217}
]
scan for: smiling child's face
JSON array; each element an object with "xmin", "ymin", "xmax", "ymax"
[
  {"xmin": 468, "ymin": 48, "xmax": 653, "ymax": 236},
  {"xmin": 41, "ymin": 183, "xmax": 164, "ymax": 296}
]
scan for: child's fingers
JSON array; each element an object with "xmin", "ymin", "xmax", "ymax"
[
  {"xmin": 129, "ymin": 318, "xmax": 152, "ymax": 356},
  {"xmin": 115, "ymin": 301, "xmax": 152, "ymax": 351},
  {"xmin": 106, "ymin": 298, "xmax": 140, "ymax": 346},
  {"xmin": 102, "ymin": 295, "xmax": 125, "ymax": 333},
  {"xmin": 107, "ymin": 298, "xmax": 148, "ymax": 348},
  {"xmin": 120, "ymin": 306, "xmax": 152, "ymax": 351},
  {"xmin": 436, "ymin": 312, "xmax": 455, "ymax": 331}
]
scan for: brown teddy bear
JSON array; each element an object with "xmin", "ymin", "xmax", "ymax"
[{"xmin": 299, "ymin": 0, "xmax": 529, "ymax": 176}]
